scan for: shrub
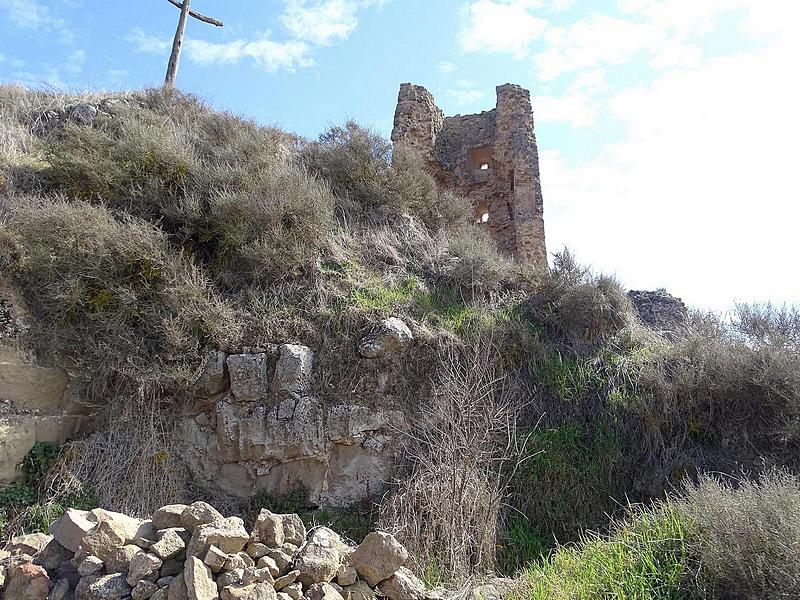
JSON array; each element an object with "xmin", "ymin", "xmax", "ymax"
[
  {"xmin": 206, "ymin": 162, "xmax": 336, "ymax": 284},
  {"xmin": 379, "ymin": 342, "xmax": 527, "ymax": 585},
  {"xmin": 300, "ymin": 121, "xmax": 391, "ymax": 210},
  {"xmin": 676, "ymin": 470, "xmax": 800, "ymax": 599},
  {"xmin": 524, "ymin": 503, "xmax": 688, "ymax": 600},
  {"xmin": 7, "ymin": 196, "xmax": 238, "ymax": 401},
  {"xmin": 732, "ymin": 302, "xmax": 800, "ymax": 350},
  {"xmin": 435, "ymin": 225, "xmax": 512, "ymax": 298},
  {"xmin": 526, "ymin": 249, "xmax": 635, "ymax": 352},
  {"xmin": 43, "ymin": 114, "xmax": 195, "ymax": 207},
  {"xmin": 387, "ymin": 145, "xmax": 472, "ymax": 230},
  {"xmin": 301, "ymin": 122, "xmax": 472, "ymax": 232}
]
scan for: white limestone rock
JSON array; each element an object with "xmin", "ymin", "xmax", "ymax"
[{"xmin": 357, "ymin": 318, "xmax": 413, "ymax": 359}]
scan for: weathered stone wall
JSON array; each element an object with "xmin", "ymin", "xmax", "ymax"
[
  {"xmin": 0, "ymin": 274, "xmax": 410, "ymax": 509},
  {"xmin": 628, "ymin": 289, "xmax": 689, "ymax": 333},
  {"xmin": 391, "ymin": 82, "xmax": 547, "ymax": 269},
  {"xmin": 177, "ymin": 320, "xmax": 413, "ymax": 508},
  {"xmin": 0, "ymin": 282, "xmax": 85, "ymax": 485}
]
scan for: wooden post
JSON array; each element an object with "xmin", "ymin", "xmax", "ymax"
[{"xmin": 164, "ymin": 0, "xmax": 223, "ymax": 87}]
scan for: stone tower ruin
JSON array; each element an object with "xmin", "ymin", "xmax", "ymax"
[{"xmin": 391, "ymin": 83, "xmax": 547, "ymax": 269}]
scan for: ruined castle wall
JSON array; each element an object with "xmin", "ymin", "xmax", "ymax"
[
  {"xmin": 495, "ymin": 84, "xmax": 547, "ymax": 270},
  {"xmin": 391, "ymin": 83, "xmax": 444, "ymax": 170},
  {"xmin": 434, "ymin": 111, "xmax": 497, "ymax": 172},
  {"xmin": 391, "ymin": 82, "xmax": 547, "ymax": 267}
]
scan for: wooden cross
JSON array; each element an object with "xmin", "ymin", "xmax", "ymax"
[{"xmin": 164, "ymin": 0, "xmax": 223, "ymax": 87}]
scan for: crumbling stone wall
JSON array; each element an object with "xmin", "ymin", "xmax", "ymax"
[
  {"xmin": 177, "ymin": 320, "xmax": 414, "ymax": 508},
  {"xmin": 391, "ymin": 83, "xmax": 547, "ymax": 269},
  {"xmin": 0, "ymin": 282, "xmax": 84, "ymax": 485},
  {"xmin": 628, "ymin": 289, "xmax": 689, "ymax": 333}
]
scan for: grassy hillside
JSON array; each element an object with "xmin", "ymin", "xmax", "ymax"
[{"xmin": 1, "ymin": 85, "xmax": 799, "ymax": 597}]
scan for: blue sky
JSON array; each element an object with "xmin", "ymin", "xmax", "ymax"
[{"xmin": 1, "ymin": 0, "xmax": 798, "ymax": 312}]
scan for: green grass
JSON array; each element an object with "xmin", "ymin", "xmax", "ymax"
[
  {"xmin": 523, "ymin": 504, "xmax": 689, "ymax": 600},
  {"xmin": 498, "ymin": 515, "xmax": 552, "ymax": 575},
  {"xmin": 0, "ymin": 442, "xmax": 97, "ymax": 538},
  {"xmin": 535, "ymin": 352, "xmax": 603, "ymax": 400},
  {"xmin": 510, "ymin": 423, "xmax": 624, "ymax": 552},
  {"xmin": 350, "ymin": 275, "xmax": 421, "ymax": 312}
]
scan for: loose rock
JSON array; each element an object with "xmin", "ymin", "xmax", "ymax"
[
  {"xmin": 151, "ymin": 529, "xmax": 186, "ymax": 561},
  {"xmin": 3, "ymin": 561, "xmax": 51, "ymax": 600},
  {"xmin": 184, "ymin": 556, "xmax": 217, "ymax": 600},
  {"xmin": 357, "ymin": 318, "xmax": 413, "ymax": 358},
  {"xmin": 126, "ymin": 552, "xmax": 162, "ymax": 587},
  {"xmin": 293, "ymin": 527, "xmax": 346, "ymax": 586},
  {"xmin": 273, "ymin": 570, "xmax": 298, "ymax": 591},
  {"xmin": 152, "ymin": 505, "xmax": 188, "ymax": 531},
  {"xmin": 82, "ymin": 520, "xmax": 129, "ymax": 562},
  {"xmin": 188, "ymin": 517, "xmax": 249, "ymax": 557},
  {"xmin": 181, "ymin": 502, "xmax": 224, "ymax": 533},
  {"xmin": 86, "ymin": 572, "xmax": 132, "ymax": 600},
  {"xmin": 78, "ymin": 555, "xmax": 105, "ymax": 576},
  {"xmin": 307, "ymin": 582, "xmax": 346, "ymax": 600},
  {"xmin": 133, "ymin": 580, "xmax": 160, "ymax": 600},
  {"xmin": 49, "ymin": 509, "xmax": 95, "ymax": 553},
  {"xmin": 105, "ymin": 545, "xmax": 143, "ymax": 574},
  {"xmin": 251, "ymin": 510, "xmax": 284, "ymax": 548},
  {"xmin": 350, "ymin": 532, "xmax": 408, "ymax": 587},
  {"xmin": 377, "ymin": 567, "xmax": 425, "ymax": 600}
]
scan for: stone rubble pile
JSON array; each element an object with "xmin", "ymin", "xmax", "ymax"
[
  {"xmin": 0, "ymin": 501, "xmax": 426, "ymax": 600},
  {"xmin": 627, "ymin": 289, "xmax": 688, "ymax": 333}
]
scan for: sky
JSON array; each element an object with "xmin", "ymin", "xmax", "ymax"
[{"xmin": 1, "ymin": 0, "xmax": 798, "ymax": 312}]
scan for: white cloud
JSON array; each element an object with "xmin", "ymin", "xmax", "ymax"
[
  {"xmin": 127, "ymin": 29, "xmax": 171, "ymax": 55},
  {"xmin": 186, "ymin": 37, "xmax": 314, "ymax": 73},
  {"xmin": 534, "ymin": 14, "xmax": 662, "ymax": 80},
  {"xmin": 438, "ymin": 61, "xmax": 457, "ymax": 74},
  {"xmin": 543, "ymin": 11, "xmax": 800, "ymax": 310},
  {"xmin": 0, "ymin": 0, "xmax": 74, "ymax": 42},
  {"xmin": 459, "ymin": 0, "xmax": 548, "ymax": 57},
  {"xmin": 282, "ymin": 0, "xmax": 381, "ymax": 45},
  {"xmin": 445, "ymin": 88, "xmax": 486, "ymax": 106},
  {"xmin": 534, "ymin": 69, "xmax": 607, "ymax": 128},
  {"xmin": 535, "ymin": 93, "xmax": 594, "ymax": 128},
  {"xmin": 1, "ymin": 0, "xmax": 62, "ymax": 29}
]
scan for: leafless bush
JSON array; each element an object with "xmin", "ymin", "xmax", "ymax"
[
  {"xmin": 47, "ymin": 394, "xmax": 188, "ymax": 518},
  {"xmin": 732, "ymin": 302, "xmax": 800, "ymax": 350},
  {"xmin": 677, "ymin": 470, "xmax": 800, "ymax": 599},
  {"xmin": 379, "ymin": 341, "xmax": 528, "ymax": 585}
]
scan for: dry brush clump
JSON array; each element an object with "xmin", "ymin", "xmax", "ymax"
[
  {"xmin": 676, "ymin": 470, "xmax": 800, "ymax": 599},
  {"xmin": 379, "ymin": 341, "xmax": 529, "ymax": 586},
  {"xmin": 519, "ymin": 470, "xmax": 800, "ymax": 600}
]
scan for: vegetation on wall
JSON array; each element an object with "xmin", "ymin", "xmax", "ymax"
[{"xmin": 1, "ymin": 84, "xmax": 799, "ymax": 597}]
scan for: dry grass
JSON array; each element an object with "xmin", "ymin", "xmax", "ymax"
[
  {"xmin": 676, "ymin": 470, "xmax": 800, "ymax": 599},
  {"xmin": 379, "ymin": 341, "xmax": 529, "ymax": 585},
  {"xmin": 44, "ymin": 395, "xmax": 187, "ymax": 518}
]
